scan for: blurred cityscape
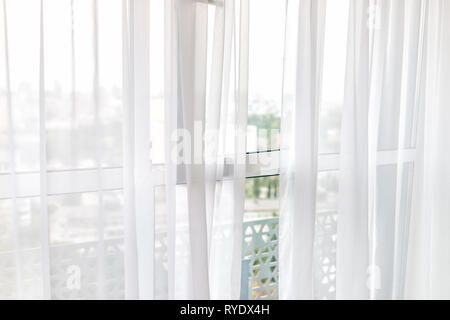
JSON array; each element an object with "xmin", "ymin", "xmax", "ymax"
[{"xmin": 0, "ymin": 95, "xmax": 342, "ymax": 250}]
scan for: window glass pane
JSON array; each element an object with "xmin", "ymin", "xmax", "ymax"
[
  {"xmin": 243, "ymin": 176, "xmax": 279, "ymax": 300},
  {"xmin": 45, "ymin": 0, "xmax": 123, "ymax": 170},
  {"xmin": 48, "ymin": 191, "xmax": 125, "ymax": 299},
  {"xmin": 0, "ymin": 197, "xmax": 41, "ymax": 252},
  {"xmin": 0, "ymin": 197, "xmax": 43, "ymax": 299},
  {"xmin": 247, "ymin": 0, "xmax": 284, "ymax": 152},
  {"xmin": 103, "ymin": 190, "xmax": 124, "ymax": 240},
  {"xmin": 374, "ymin": 164, "xmax": 397, "ymax": 298},
  {"xmin": 0, "ymin": 199, "xmax": 13, "ymax": 252},
  {"xmin": 373, "ymin": 162, "xmax": 414, "ymax": 298},
  {"xmin": 244, "ymin": 175, "xmax": 279, "ymax": 221},
  {"xmin": 319, "ymin": 0, "xmax": 349, "ymax": 154},
  {"xmin": 5, "ymin": 0, "xmax": 41, "ymax": 172},
  {"xmin": 48, "ymin": 192, "xmax": 99, "ymax": 245},
  {"xmin": 316, "ymin": 170, "xmax": 339, "ymax": 212},
  {"xmin": 150, "ymin": 0, "xmax": 165, "ymax": 165},
  {"xmin": 153, "ymin": 184, "xmax": 191, "ymax": 299},
  {"xmin": 314, "ymin": 170, "xmax": 339, "ymax": 299},
  {"xmin": 377, "ymin": 4, "xmax": 423, "ymax": 151},
  {"xmin": 0, "ymin": 3, "xmax": 9, "ymax": 174},
  {"xmin": 17, "ymin": 197, "xmax": 41, "ymax": 249},
  {"xmin": 97, "ymin": 0, "xmax": 123, "ymax": 168},
  {"xmin": 45, "ymin": 0, "xmax": 96, "ymax": 170},
  {"xmin": 154, "ymin": 185, "xmax": 168, "ymax": 299}
]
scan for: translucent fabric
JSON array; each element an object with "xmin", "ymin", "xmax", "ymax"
[
  {"xmin": 0, "ymin": 0, "xmax": 249, "ymax": 300},
  {"xmin": 280, "ymin": 0, "xmax": 450, "ymax": 300}
]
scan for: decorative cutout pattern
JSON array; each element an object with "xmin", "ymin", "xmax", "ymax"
[
  {"xmin": 314, "ymin": 210, "xmax": 337, "ymax": 299},
  {"xmin": 241, "ymin": 211, "xmax": 337, "ymax": 300},
  {"xmin": 154, "ymin": 232, "xmax": 168, "ymax": 299},
  {"xmin": 0, "ymin": 249, "xmax": 43, "ymax": 299},
  {"xmin": 50, "ymin": 239, "xmax": 124, "ymax": 299},
  {"xmin": 241, "ymin": 218, "xmax": 279, "ymax": 300},
  {"xmin": 1, "ymin": 214, "xmax": 338, "ymax": 300},
  {"xmin": 0, "ymin": 239, "xmax": 125, "ymax": 299}
]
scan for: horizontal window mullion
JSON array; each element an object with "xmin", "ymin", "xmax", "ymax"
[
  {"xmin": 0, "ymin": 168, "xmax": 123, "ymax": 199},
  {"xmin": 0, "ymin": 149, "xmax": 417, "ymax": 198}
]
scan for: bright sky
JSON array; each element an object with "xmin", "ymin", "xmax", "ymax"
[
  {"xmin": 2, "ymin": 0, "xmax": 350, "ymax": 105},
  {"xmin": 248, "ymin": 0, "xmax": 285, "ymax": 105},
  {"xmin": 248, "ymin": 0, "xmax": 350, "ymax": 111},
  {"xmin": 1, "ymin": 0, "xmax": 122, "ymax": 94},
  {"xmin": 322, "ymin": 0, "xmax": 350, "ymax": 105}
]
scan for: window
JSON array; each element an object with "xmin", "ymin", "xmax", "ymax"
[
  {"xmin": 247, "ymin": 0, "xmax": 284, "ymax": 153},
  {"xmin": 0, "ymin": 0, "xmax": 422, "ymax": 300},
  {"xmin": 240, "ymin": 0, "xmax": 349, "ymax": 300}
]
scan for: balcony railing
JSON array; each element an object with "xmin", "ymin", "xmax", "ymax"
[
  {"xmin": 240, "ymin": 210, "xmax": 337, "ymax": 300},
  {"xmin": 1, "ymin": 210, "xmax": 336, "ymax": 299},
  {"xmin": 241, "ymin": 218, "xmax": 279, "ymax": 300},
  {"xmin": 0, "ymin": 238, "xmax": 125, "ymax": 299}
]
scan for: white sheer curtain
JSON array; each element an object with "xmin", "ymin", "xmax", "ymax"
[
  {"xmin": 0, "ymin": 0, "xmax": 248, "ymax": 300},
  {"xmin": 279, "ymin": 0, "xmax": 326, "ymax": 299},
  {"xmin": 2, "ymin": 0, "xmax": 450, "ymax": 301},
  {"xmin": 405, "ymin": 0, "xmax": 450, "ymax": 300},
  {"xmin": 123, "ymin": 0, "xmax": 249, "ymax": 300},
  {"xmin": 338, "ymin": 0, "xmax": 450, "ymax": 299},
  {"xmin": 280, "ymin": 0, "xmax": 450, "ymax": 300},
  {"xmin": 1, "ymin": 0, "xmax": 125, "ymax": 299}
]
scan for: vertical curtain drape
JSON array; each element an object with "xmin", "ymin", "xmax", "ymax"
[
  {"xmin": 123, "ymin": 0, "xmax": 249, "ymax": 299},
  {"xmin": 405, "ymin": 0, "xmax": 450, "ymax": 300},
  {"xmin": 1, "ymin": 0, "xmax": 125, "ymax": 299},
  {"xmin": 279, "ymin": 0, "xmax": 326, "ymax": 299},
  {"xmin": 337, "ymin": 0, "xmax": 450, "ymax": 299},
  {"xmin": 280, "ymin": 0, "xmax": 450, "ymax": 300},
  {"xmin": 0, "ymin": 0, "xmax": 249, "ymax": 300},
  {"xmin": 336, "ymin": 0, "xmax": 371, "ymax": 299},
  {"xmin": 2, "ymin": 0, "xmax": 450, "ymax": 300}
]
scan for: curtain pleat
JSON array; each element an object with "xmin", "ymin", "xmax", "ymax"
[
  {"xmin": 279, "ymin": 0, "xmax": 450, "ymax": 300},
  {"xmin": 122, "ymin": 0, "xmax": 138, "ymax": 300},
  {"xmin": 390, "ymin": 0, "xmax": 424, "ymax": 299},
  {"xmin": 1, "ymin": 0, "xmax": 22, "ymax": 299},
  {"xmin": 279, "ymin": 0, "xmax": 327, "ymax": 300},
  {"xmin": 406, "ymin": 0, "xmax": 450, "ymax": 299},
  {"xmin": 124, "ymin": 0, "xmax": 155, "ymax": 299},
  {"xmin": 163, "ymin": 0, "xmax": 178, "ymax": 300},
  {"xmin": 336, "ymin": 0, "xmax": 371, "ymax": 300},
  {"xmin": 337, "ymin": 0, "xmax": 430, "ymax": 299},
  {"xmin": 38, "ymin": 0, "xmax": 52, "ymax": 299},
  {"xmin": 175, "ymin": 0, "xmax": 210, "ymax": 299},
  {"xmin": 1, "ymin": 0, "xmax": 450, "ymax": 300}
]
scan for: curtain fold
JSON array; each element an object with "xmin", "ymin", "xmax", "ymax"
[
  {"xmin": 175, "ymin": 0, "xmax": 210, "ymax": 300},
  {"xmin": 279, "ymin": 0, "xmax": 327, "ymax": 300},
  {"xmin": 123, "ymin": 0, "xmax": 155, "ymax": 299},
  {"xmin": 123, "ymin": 0, "xmax": 249, "ymax": 299},
  {"xmin": 334, "ymin": 0, "xmax": 443, "ymax": 299},
  {"xmin": 2, "ymin": 0, "xmax": 450, "ymax": 300},
  {"xmin": 405, "ymin": 0, "xmax": 450, "ymax": 299},
  {"xmin": 0, "ymin": 0, "xmax": 250, "ymax": 300},
  {"xmin": 280, "ymin": 0, "xmax": 450, "ymax": 300},
  {"xmin": 336, "ymin": 0, "xmax": 371, "ymax": 300},
  {"xmin": 208, "ymin": 0, "xmax": 249, "ymax": 300}
]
